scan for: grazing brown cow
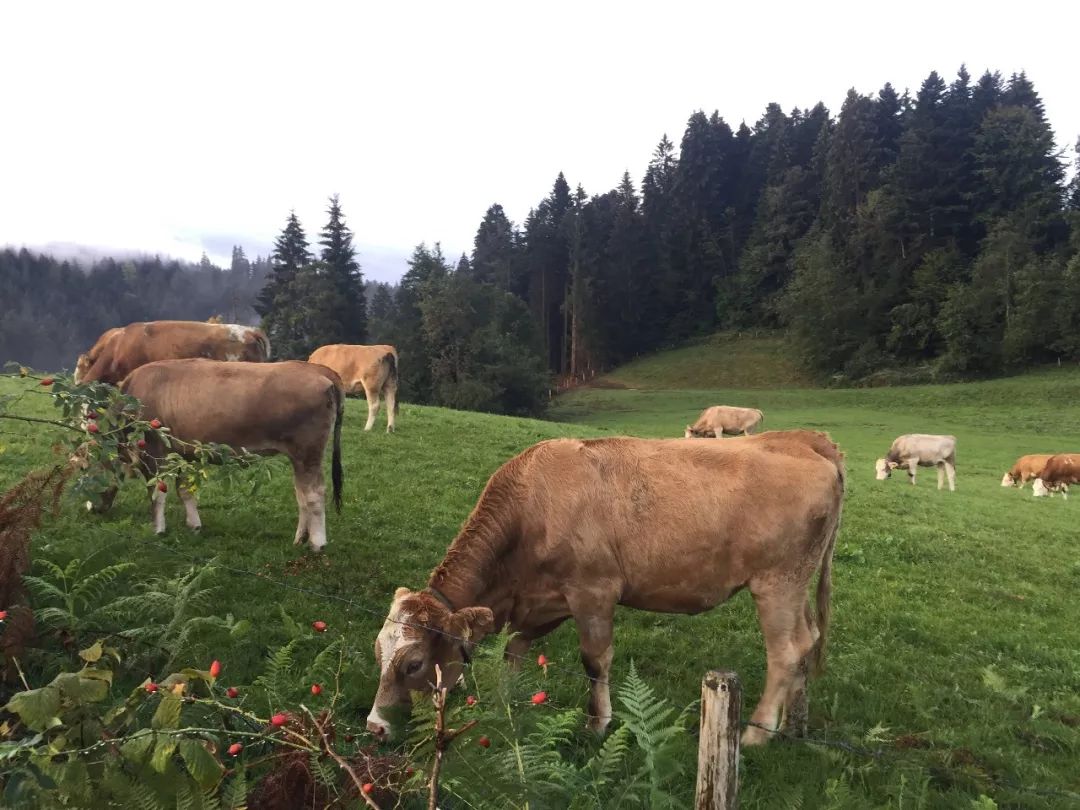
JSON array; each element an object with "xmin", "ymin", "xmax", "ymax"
[
  {"xmin": 75, "ymin": 320, "xmax": 270, "ymax": 385},
  {"xmin": 1001, "ymin": 454, "xmax": 1054, "ymax": 488},
  {"xmin": 1032, "ymin": 454, "xmax": 1080, "ymax": 499},
  {"xmin": 684, "ymin": 405, "xmax": 764, "ymax": 438},
  {"xmin": 119, "ymin": 359, "xmax": 344, "ymax": 550},
  {"xmin": 308, "ymin": 344, "xmax": 399, "ymax": 432},
  {"xmin": 875, "ymin": 434, "xmax": 956, "ymax": 491},
  {"xmin": 366, "ymin": 430, "xmax": 844, "ymax": 746}
]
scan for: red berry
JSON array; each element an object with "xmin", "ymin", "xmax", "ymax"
[
  {"xmin": 311, "ymin": 683, "xmax": 322, "ymax": 695},
  {"xmin": 137, "ymin": 438, "xmax": 147, "ymax": 449},
  {"xmin": 312, "ymin": 620, "xmax": 327, "ymax": 632},
  {"xmin": 537, "ymin": 654, "xmax": 547, "ymax": 667},
  {"xmin": 40, "ymin": 378, "xmax": 54, "ymax": 386},
  {"xmin": 406, "ymin": 767, "xmax": 415, "ymax": 777},
  {"xmin": 270, "ymin": 712, "xmax": 288, "ymax": 727},
  {"xmin": 228, "ymin": 743, "xmax": 242, "ymax": 756},
  {"xmin": 86, "ymin": 422, "xmax": 100, "ymax": 434},
  {"xmin": 362, "ymin": 783, "xmax": 374, "ymax": 795},
  {"xmin": 531, "ymin": 691, "xmax": 547, "ymax": 705},
  {"xmin": 345, "ymin": 734, "xmax": 355, "ymax": 743},
  {"xmin": 0, "ymin": 610, "xmax": 7, "ymax": 621},
  {"xmin": 466, "ymin": 695, "xmax": 477, "ymax": 706},
  {"xmin": 145, "ymin": 682, "xmax": 159, "ymax": 693},
  {"xmin": 226, "ymin": 687, "xmax": 239, "ymax": 698},
  {"xmin": 209, "ymin": 660, "xmax": 222, "ymax": 678},
  {"xmin": 149, "ymin": 419, "xmax": 162, "ymax": 429},
  {"xmin": 157, "ymin": 481, "xmax": 168, "ymax": 493},
  {"xmin": 478, "ymin": 736, "xmax": 491, "ymax": 748},
  {"xmin": 86, "ymin": 411, "xmax": 97, "ymax": 420}
]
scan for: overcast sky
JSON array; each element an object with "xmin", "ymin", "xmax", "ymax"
[{"xmin": 2, "ymin": 1, "xmax": 1076, "ymax": 282}]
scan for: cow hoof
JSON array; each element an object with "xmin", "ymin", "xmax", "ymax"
[
  {"xmin": 741, "ymin": 724, "xmax": 775, "ymax": 746},
  {"xmin": 155, "ymin": 528, "xmax": 166, "ymax": 536},
  {"xmin": 585, "ymin": 716, "xmax": 612, "ymax": 735}
]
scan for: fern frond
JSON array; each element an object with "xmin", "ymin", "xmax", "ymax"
[
  {"xmin": 254, "ymin": 638, "xmax": 301, "ymax": 705},
  {"xmin": 71, "ymin": 562, "xmax": 136, "ymax": 609},
  {"xmin": 21, "ymin": 574, "xmax": 67, "ymax": 605}
]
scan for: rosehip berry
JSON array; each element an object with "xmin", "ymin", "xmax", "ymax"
[
  {"xmin": 228, "ymin": 743, "xmax": 242, "ymax": 756},
  {"xmin": 466, "ymin": 695, "xmax": 477, "ymax": 706},
  {"xmin": 270, "ymin": 712, "xmax": 288, "ymax": 727},
  {"xmin": 312, "ymin": 620, "xmax": 327, "ymax": 632},
  {"xmin": 0, "ymin": 610, "xmax": 7, "ymax": 621},
  {"xmin": 362, "ymin": 783, "xmax": 374, "ymax": 795},
  {"xmin": 209, "ymin": 660, "xmax": 222, "ymax": 678},
  {"xmin": 157, "ymin": 481, "xmax": 167, "ymax": 493},
  {"xmin": 145, "ymin": 682, "xmax": 159, "ymax": 693},
  {"xmin": 226, "ymin": 687, "xmax": 239, "ymax": 698},
  {"xmin": 86, "ymin": 422, "xmax": 99, "ymax": 434},
  {"xmin": 40, "ymin": 378, "xmax": 54, "ymax": 386},
  {"xmin": 311, "ymin": 683, "xmax": 322, "ymax": 695},
  {"xmin": 137, "ymin": 438, "xmax": 147, "ymax": 449},
  {"xmin": 85, "ymin": 411, "xmax": 97, "ymax": 420},
  {"xmin": 478, "ymin": 736, "xmax": 491, "ymax": 748},
  {"xmin": 149, "ymin": 419, "xmax": 162, "ymax": 429},
  {"xmin": 531, "ymin": 691, "xmax": 547, "ymax": 705},
  {"xmin": 537, "ymin": 654, "xmax": 547, "ymax": 667}
]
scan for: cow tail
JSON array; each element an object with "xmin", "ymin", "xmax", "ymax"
[
  {"xmin": 255, "ymin": 330, "xmax": 271, "ymax": 360},
  {"xmin": 331, "ymin": 382, "xmax": 344, "ymax": 512},
  {"xmin": 384, "ymin": 352, "xmax": 399, "ymax": 414},
  {"xmin": 811, "ymin": 472, "xmax": 843, "ymax": 677}
]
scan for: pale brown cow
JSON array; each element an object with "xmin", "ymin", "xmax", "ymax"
[
  {"xmin": 119, "ymin": 359, "xmax": 344, "ymax": 550},
  {"xmin": 1032, "ymin": 454, "xmax": 1080, "ymax": 499},
  {"xmin": 1001, "ymin": 454, "xmax": 1054, "ymax": 488},
  {"xmin": 875, "ymin": 434, "xmax": 956, "ymax": 491},
  {"xmin": 74, "ymin": 320, "xmax": 270, "ymax": 385},
  {"xmin": 366, "ymin": 430, "xmax": 844, "ymax": 746},
  {"xmin": 684, "ymin": 405, "xmax": 764, "ymax": 438},
  {"xmin": 308, "ymin": 344, "xmax": 399, "ymax": 432}
]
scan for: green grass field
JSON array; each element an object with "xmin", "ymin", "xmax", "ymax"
[{"xmin": 2, "ymin": 344, "xmax": 1079, "ymax": 808}]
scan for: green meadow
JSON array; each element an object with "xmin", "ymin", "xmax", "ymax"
[{"xmin": 1, "ymin": 340, "xmax": 1079, "ymax": 808}]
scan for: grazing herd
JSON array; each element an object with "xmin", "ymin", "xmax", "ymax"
[{"xmin": 63, "ymin": 319, "xmax": 1073, "ymax": 746}]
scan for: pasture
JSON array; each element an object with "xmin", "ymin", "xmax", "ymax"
[{"xmin": 2, "ymin": 353, "xmax": 1079, "ymax": 808}]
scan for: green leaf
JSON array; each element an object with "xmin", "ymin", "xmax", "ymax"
[
  {"xmin": 152, "ymin": 692, "xmax": 182, "ymax": 730},
  {"xmin": 54, "ymin": 671, "xmax": 109, "ymax": 704},
  {"xmin": 79, "ymin": 641, "xmax": 103, "ymax": 663},
  {"xmin": 179, "ymin": 739, "xmax": 224, "ymax": 791},
  {"xmin": 278, "ymin": 604, "xmax": 302, "ymax": 639},
  {"xmin": 150, "ymin": 737, "xmax": 177, "ymax": 774},
  {"xmin": 121, "ymin": 732, "xmax": 155, "ymax": 766},
  {"xmin": 5, "ymin": 686, "xmax": 62, "ymax": 732}
]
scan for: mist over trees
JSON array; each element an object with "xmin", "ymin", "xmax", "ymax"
[{"xmin": 4, "ymin": 66, "xmax": 1079, "ymax": 409}]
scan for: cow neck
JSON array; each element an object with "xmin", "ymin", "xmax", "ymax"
[{"xmin": 426, "ymin": 454, "xmax": 527, "ymax": 621}]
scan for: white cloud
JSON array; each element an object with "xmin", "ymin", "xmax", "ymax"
[{"xmin": 2, "ymin": 1, "xmax": 1076, "ymax": 282}]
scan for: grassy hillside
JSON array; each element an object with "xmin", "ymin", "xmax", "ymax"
[
  {"xmin": 3, "ymin": 360, "xmax": 1080, "ymax": 807},
  {"xmin": 595, "ymin": 331, "xmax": 813, "ymax": 390}
]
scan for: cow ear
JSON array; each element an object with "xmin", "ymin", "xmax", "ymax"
[
  {"xmin": 393, "ymin": 586, "xmax": 411, "ymax": 600},
  {"xmin": 888, "ymin": 461, "xmax": 899, "ymax": 469},
  {"xmin": 447, "ymin": 607, "xmax": 495, "ymax": 643}
]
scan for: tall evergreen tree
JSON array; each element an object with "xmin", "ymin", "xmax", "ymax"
[
  {"xmin": 319, "ymin": 194, "xmax": 366, "ymax": 343},
  {"xmin": 256, "ymin": 212, "xmax": 313, "ymax": 358}
]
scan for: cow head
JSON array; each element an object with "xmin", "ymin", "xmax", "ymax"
[
  {"xmin": 74, "ymin": 354, "xmax": 91, "ymax": 384},
  {"xmin": 366, "ymin": 587, "xmax": 494, "ymax": 739},
  {"xmin": 1001, "ymin": 472, "xmax": 1018, "ymax": 487},
  {"xmin": 684, "ymin": 425, "xmax": 713, "ymax": 439},
  {"xmin": 1032, "ymin": 478, "xmax": 1051, "ymax": 497},
  {"xmin": 874, "ymin": 458, "xmax": 898, "ymax": 480}
]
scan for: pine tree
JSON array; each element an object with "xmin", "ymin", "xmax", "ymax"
[
  {"xmin": 471, "ymin": 204, "xmax": 521, "ymax": 295},
  {"xmin": 257, "ymin": 212, "xmax": 313, "ymax": 358},
  {"xmin": 319, "ymin": 194, "xmax": 366, "ymax": 343}
]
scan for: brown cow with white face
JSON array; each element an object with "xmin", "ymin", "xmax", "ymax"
[
  {"xmin": 684, "ymin": 405, "xmax": 764, "ymax": 438},
  {"xmin": 367, "ymin": 430, "xmax": 844, "ymax": 746},
  {"xmin": 119, "ymin": 359, "xmax": 344, "ymax": 550},
  {"xmin": 75, "ymin": 321, "xmax": 270, "ymax": 385},
  {"xmin": 1001, "ymin": 454, "xmax": 1054, "ymax": 488},
  {"xmin": 308, "ymin": 344, "xmax": 399, "ymax": 432},
  {"xmin": 1032, "ymin": 454, "xmax": 1080, "ymax": 499}
]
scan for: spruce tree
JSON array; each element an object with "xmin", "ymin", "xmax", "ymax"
[
  {"xmin": 256, "ymin": 212, "xmax": 313, "ymax": 358},
  {"xmin": 319, "ymin": 194, "xmax": 366, "ymax": 343}
]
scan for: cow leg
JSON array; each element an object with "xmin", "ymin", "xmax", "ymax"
[
  {"xmin": 907, "ymin": 459, "xmax": 918, "ymax": 485},
  {"xmin": 743, "ymin": 586, "xmax": 813, "ymax": 746},
  {"xmin": 362, "ymin": 383, "xmax": 380, "ymax": 431},
  {"xmin": 781, "ymin": 600, "xmax": 818, "ymax": 738},
  {"xmin": 937, "ymin": 463, "xmax": 945, "ymax": 490},
  {"xmin": 384, "ymin": 383, "xmax": 397, "ymax": 434},
  {"xmin": 945, "ymin": 461, "xmax": 956, "ymax": 492},
  {"xmin": 292, "ymin": 460, "xmax": 327, "ymax": 552},
  {"xmin": 150, "ymin": 485, "xmax": 167, "ymax": 534},
  {"xmin": 573, "ymin": 612, "xmax": 615, "ymax": 734},
  {"xmin": 177, "ymin": 483, "xmax": 202, "ymax": 531},
  {"xmin": 505, "ymin": 617, "xmax": 568, "ymax": 669}
]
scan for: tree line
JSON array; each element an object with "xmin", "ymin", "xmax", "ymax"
[{"xmin": 5, "ymin": 65, "xmax": 1079, "ymax": 409}]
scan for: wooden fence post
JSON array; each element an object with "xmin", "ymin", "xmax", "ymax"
[{"xmin": 695, "ymin": 670, "xmax": 741, "ymax": 810}]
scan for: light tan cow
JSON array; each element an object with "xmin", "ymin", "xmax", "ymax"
[
  {"xmin": 1032, "ymin": 454, "xmax": 1080, "ymax": 499},
  {"xmin": 1001, "ymin": 454, "xmax": 1054, "ymax": 488},
  {"xmin": 684, "ymin": 405, "xmax": 764, "ymax": 438},
  {"xmin": 75, "ymin": 321, "xmax": 270, "ymax": 385},
  {"xmin": 875, "ymin": 434, "xmax": 956, "ymax": 491},
  {"xmin": 366, "ymin": 430, "xmax": 845, "ymax": 746},
  {"xmin": 308, "ymin": 344, "xmax": 399, "ymax": 432},
  {"xmin": 119, "ymin": 359, "xmax": 344, "ymax": 550}
]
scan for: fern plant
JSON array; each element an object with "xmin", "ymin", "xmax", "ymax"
[{"xmin": 23, "ymin": 556, "xmax": 137, "ymax": 637}]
